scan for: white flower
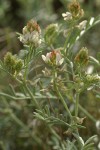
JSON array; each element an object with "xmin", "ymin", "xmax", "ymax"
[
  {"xmin": 77, "ymin": 20, "xmax": 87, "ymax": 30},
  {"xmin": 62, "ymin": 12, "xmax": 72, "ymax": 21},
  {"xmin": 86, "ymin": 65, "xmax": 94, "ymax": 74},
  {"xmin": 42, "ymin": 51, "xmax": 64, "ymax": 66},
  {"xmin": 56, "ymin": 52, "xmax": 64, "ymax": 66},
  {"xmin": 19, "ymin": 19, "xmax": 41, "ymax": 47},
  {"xmin": 89, "ymin": 17, "xmax": 94, "ymax": 26},
  {"xmin": 19, "ymin": 31, "xmax": 41, "ymax": 47},
  {"xmin": 80, "ymin": 30, "xmax": 85, "ymax": 36},
  {"xmin": 96, "ymin": 120, "xmax": 100, "ymax": 129},
  {"xmin": 23, "ymin": 26, "xmax": 28, "ymax": 34},
  {"xmin": 42, "ymin": 53, "xmax": 51, "ymax": 63}
]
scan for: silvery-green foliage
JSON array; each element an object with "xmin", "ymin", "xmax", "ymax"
[{"xmin": 0, "ymin": 1, "xmax": 100, "ymax": 149}]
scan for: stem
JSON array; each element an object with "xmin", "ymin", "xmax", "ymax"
[
  {"xmin": 10, "ymin": 111, "xmax": 28, "ymax": 129},
  {"xmin": 64, "ymin": 20, "xmax": 77, "ymax": 54},
  {"xmin": 24, "ymin": 45, "xmax": 33, "ymax": 80},
  {"xmin": 2, "ymin": 97, "xmax": 27, "ymax": 129},
  {"xmin": 78, "ymin": 104, "xmax": 96, "ymax": 123},
  {"xmin": 23, "ymin": 80, "xmax": 40, "ymax": 109},
  {"xmin": 75, "ymin": 92, "xmax": 80, "ymax": 117},
  {"xmin": 11, "ymin": 110, "xmax": 41, "ymax": 144},
  {"xmin": 49, "ymin": 126, "xmax": 61, "ymax": 140},
  {"xmin": 53, "ymin": 68, "xmax": 72, "ymax": 120},
  {"xmin": 64, "ymin": 31, "xmax": 71, "ymax": 52},
  {"xmin": 24, "ymin": 62, "xmax": 29, "ymax": 80},
  {"xmin": 55, "ymin": 84, "xmax": 72, "ymax": 120},
  {"xmin": 48, "ymin": 97, "xmax": 55, "ymax": 115},
  {"xmin": 0, "ymin": 92, "xmax": 30, "ymax": 100},
  {"xmin": 2, "ymin": 97, "xmax": 41, "ymax": 145},
  {"xmin": 72, "ymin": 96, "xmax": 96, "ymax": 122}
]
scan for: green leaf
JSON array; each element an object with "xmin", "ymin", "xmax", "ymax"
[
  {"xmin": 66, "ymin": 140, "xmax": 77, "ymax": 150},
  {"xmin": 34, "ymin": 112, "xmax": 45, "ymax": 120},
  {"xmin": 73, "ymin": 133, "xmax": 84, "ymax": 148},
  {"xmin": 83, "ymin": 143, "xmax": 94, "ymax": 150},
  {"xmin": 45, "ymin": 105, "xmax": 51, "ymax": 116},
  {"xmin": 70, "ymin": 15, "xmax": 100, "ymax": 48},
  {"xmin": 84, "ymin": 135, "xmax": 97, "ymax": 146}
]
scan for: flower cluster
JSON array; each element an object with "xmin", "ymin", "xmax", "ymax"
[
  {"xmin": 19, "ymin": 19, "xmax": 41, "ymax": 47},
  {"xmin": 62, "ymin": 1, "xmax": 84, "ymax": 21},
  {"xmin": 68, "ymin": 1, "xmax": 84, "ymax": 19},
  {"xmin": 74, "ymin": 47, "xmax": 89, "ymax": 66},
  {"xmin": 4, "ymin": 52, "xmax": 23, "ymax": 75},
  {"xmin": 42, "ymin": 50, "xmax": 64, "ymax": 66},
  {"xmin": 85, "ymin": 74, "xmax": 100, "ymax": 84},
  {"xmin": 44, "ymin": 23, "xmax": 59, "ymax": 45}
]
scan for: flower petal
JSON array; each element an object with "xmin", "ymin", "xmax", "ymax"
[{"xmin": 42, "ymin": 55, "xmax": 46, "ymax": 61}]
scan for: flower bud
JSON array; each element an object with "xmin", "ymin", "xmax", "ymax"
[
  {"xmin": 15, "ymin": 59, "xmax": 23, "ymax": 73},
  {"xmin": 73, "ymin": 116, "xmax": 86, "ymax": 124},
  {"xmin": 74, "ymin": 47, "xmax": 89, "ymax": 66},
  {"xmin": 68, "ymin": 1, "xmax": 84, "ymax": 19},
  {"xmin": 26, "ymin": 19, "xmax": 41, "ymax": 33},
  {"xmin": 4, "ymin": 52, "xmax": 23, "ymax": 75},
  {"xmin": 44, "ymin": 23, "xmax": 59, "ymax": 45},
  {"xmin": 4, "ymin": 52, "xmax": 16, "ymax": 74}
]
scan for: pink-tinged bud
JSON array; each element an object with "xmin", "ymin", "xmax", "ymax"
[{"xmin": 42, "ymin": 50, "xmax": 64, "ymax": 66}]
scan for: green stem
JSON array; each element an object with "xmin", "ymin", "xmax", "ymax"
[
  {"xmin": 0, "ymin": 66, "xmax": 22, "ymax": 84},
  {"xmin": 10, "ymin": 111, "xmax": 28, "ymax": 129},
  {"xmin": 49, "ymin": 126, "xmax": 61, "ymax": 140},
  {"xmin": 24, "ymin": 45, "xmax": 33, "ymax": 80},
  {"xmin": 72, "ymin": 96, "xmax": 96, "ymax": 122},
  {"xmin": 24, "ymin": 62, "xmax": 29, "ymax": 80},
  {"xmin": 23, "ymin": 80, "xmax": 40, "ymax": 109},
  {"xmin": 2, "ymin": 97, "xmax": 41, "ymax": 145},
  {"xmin": 55, "ymin": 84, "xmax": 72, "ymax": 120},
  {"xmin": 75, "ymin": 92, "xmax": 80, "ymax": 117},
  {"xmin": 78, "ymin": 104, "xmax": 96, "ymax": 123},
  {"xmin": 10, "ymin": 111, "xmax": 41, "ymax": 144},
  {"xmin": 0, "ymin": 92, "xmax": 30, "ymax": 100},
  {"xmin": 53, "ymin": 68, "xmax": 72, "ymax": 120},
  {"xmin": 64, "ymin": 31, "xmax": 71, "ymax": 52},
  {"xmin": 64, "ymin": 20, "xmax": 77, "ymax": 54},
  {"xmin": 2, "ymin": 97, "xmax": 27, "ymax": 129}
]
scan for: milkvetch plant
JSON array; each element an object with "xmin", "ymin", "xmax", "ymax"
[{"xmin": 0, "ymin": 0, "xmax": 100, "ymax": 149}]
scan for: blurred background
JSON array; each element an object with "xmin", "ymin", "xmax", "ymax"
[{"xmin": 0, "ymin": 0, "xmax": 100, "ymax": 149}]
